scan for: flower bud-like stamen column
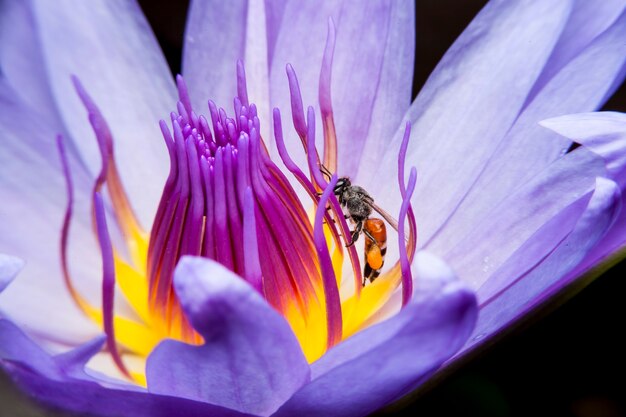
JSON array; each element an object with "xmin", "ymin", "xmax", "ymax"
[{"xmin": 147, "ymin": 75, "xmax": 327, "ymax": 352}]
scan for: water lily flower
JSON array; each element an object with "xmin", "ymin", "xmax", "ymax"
[{"xmin": 1, "ymin": 1, "xmax": 626, "ymax": 416}]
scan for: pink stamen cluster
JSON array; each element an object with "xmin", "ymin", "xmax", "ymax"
[{"xmin": 147, "ymin": 66, "xmax": 324, "ymax": 339}]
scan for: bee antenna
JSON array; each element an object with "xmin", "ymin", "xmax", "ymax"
[{"xmin": 319, "ymin": 164, "xmax": 332, "ymax": 181}]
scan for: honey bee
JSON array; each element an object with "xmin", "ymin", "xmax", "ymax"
[{"xmin": 331, "ymin": 175, "xmax": 397, "ymax": 286}]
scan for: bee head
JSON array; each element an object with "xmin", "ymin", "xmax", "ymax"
[{"xmin": 333, "ymin": 177, "xmax": 351, "ymax": 195}]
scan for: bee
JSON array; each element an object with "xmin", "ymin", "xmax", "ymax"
[{"xmin": 330, "ymin": 175, "xmax": 397, "ymax": 286}]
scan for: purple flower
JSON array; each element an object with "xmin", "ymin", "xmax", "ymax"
[{"xmin": 1, "ymin": 1, "xmax": 625, "ymax": 416}]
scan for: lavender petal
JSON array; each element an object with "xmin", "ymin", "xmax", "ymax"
[
  {"xmin": 458, "ymin": 177, "xmax": 621, "ymax": 360},
  {"xmin": 273, "ymin": 252, "xmax": 477, "ymax": 417},
  {"xmin": 146, "ymin": 256, "xmax": 309, "ymax": 416},
  {"xmin": 29, "ymin": 0, "xmax": 177, "ymax": 226},
  {"xmin": 426, "ymin": 12, "xmax": 626, "ymax": 256},
  {"xmin": 0, "ymin": 85, "xmax": 100, "ymax": 344},
  {"xmin": 367, "ymin": 1, "xmax": 572, "ymax": 244}
]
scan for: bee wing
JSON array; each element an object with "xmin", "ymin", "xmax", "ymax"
[
  {"xmin": 366, "ymin": 200, "xmax": 407, "ymax": 237},
  {"xmin": 367, "ymin": 201, "xmax": 398, "ymax": 231}
]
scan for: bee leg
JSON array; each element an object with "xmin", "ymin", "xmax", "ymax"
[
  {"xmin": 323, "ymin": 214, "xmax": 337, "ymax": 225},
  {"xmin": 346, "ymin": 221, "xmax": 363, "ymax": 247},
  {"xmin": 363, "ymin": 228, "xmax": 378, "ymax": 245}
]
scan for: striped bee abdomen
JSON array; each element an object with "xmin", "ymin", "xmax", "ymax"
[{"xmin": 363, "ymin": 219, "xmax": 387, "ymax": 285}]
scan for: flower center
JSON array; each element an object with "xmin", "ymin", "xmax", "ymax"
[
  {"xmin": 57, "ymin": 38, "xmax": 417, "ymax": 382},
  {"xmin": 146, "ymin": 75, "xmax": 325, "ymax": 347}
]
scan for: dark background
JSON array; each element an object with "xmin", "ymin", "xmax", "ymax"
[
  {"xmin": 138, "ymin": 2, "xmax": 626, "ymax": 417},
  {"xmin": 1, "ymin": 1, "xmax": 624, "ymax": 416}
]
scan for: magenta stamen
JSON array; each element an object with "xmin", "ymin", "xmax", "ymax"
[
  {"xmin": 152, "ymin": 121, "xmax": 191, "ymax": 310},
  {"xmin": 397, "ymin": 121, "xmax": 418, "ymax": 305},
  {"xmin": 176, "ymin": 74, "xmax": 193, "ymax": 118},
  {"xmin": 314, "ymin": 174, "xmax": 343, "ymax": 348},
  {"xmin": 399, "ymin": 168, "xmax": 417, "ymax": 306},
  {"xmin": 306, "ymin": 106, "xmax": 329, "ymax": 190},
  {"xmin": 236, "ymin": 60, "xmax": 250, "ymax": 107},
  {"xmin": 213, "ymin": 148, "xmax": 235, "ymax": 271},
  {"xmin": 328, "ymin": 193, "xmax": 364, "ymax": 295},
  {"xmin": 94, "ymin": 192, "xmax": 130, "ymax": 378},
  {"xmin": 255, "ymin": 224, "xmax": 288, "ymax": 312},
  {"xmin": 148, "ymin": 121, "xmax": 179, "ymax": 271},
  {"xmin": 87, "ymin": 114, "xmax": 110, "ymax": 194},
  {"xmin": 199, "ymin": 115, "xmax": 213, "ymax": 143},
  {"xmin": 223, "ymin": 144, "xmax": 244, "ymax": 273},
  {"xmin": 274, "ymin": 108, "xmax": 309, "ymax": 180},
  {"xmin": 319, "ymin": 18, "xmax": 338, "ymax": 172},
  {"xmin": 227, "ymin": 122, "xmax": 238, "ymax": 143},
  {"xmin": 397, "ymin": 122, "xmax": 418, "ymax": 254},
  {"xmin": 179, "ymin": 138, "xmax": 204, "ymax": 257},
  {"xmin": 286, "ymin": 64, "xmax": 308, "ymax": 141},
  {"xmin": 398, "ymin": 122, "xmax": 411, "ymax": 195},
  {"xmin": 248, "ymin": 126, "xmax": 318, "ymax": 307},
  {"xmin": 243, "ymin": 188, "xmax": 263, "ymax": 293},
  {"xmin": 215, "ymin": 121, "xmax": 227, "ymax": 146},
  {"xmin": 177, "ymin": 101, "xmax": 190, "ymax": 126},
  {"xmin": 56, "ymin": 134, "xmax": 82, "ymax": 309},
  {"xmin": 189, "ymin": 111, "xmax": 199, "ymax": 130},
  {"xmin": 219, "ymin": 108, "xmax": 228, "ymax": 128},
  {"xmin": 239, "ymin": 115, "xmax": 249, "ymax": 134},
  {"xmin": 234, "ymin": 97, "xmax": 243, "ymax": 127},
  {"xmin": 200, "ymin": 156, "xmax": 216, "ymax": 259},
  {"xmin": 319, "ymin": 18, "xmax": 336, "ymax": 116},
  {"xmin": 236, "ymin": 136, "xmax": 253, "ymax": 209},
  {"xmin": 208, "ymin": 100, "xmax": 220, "ymax": 136},
  {"xmin": 273, "ymin": 108, "xmax": 364, "ymax": 292}
]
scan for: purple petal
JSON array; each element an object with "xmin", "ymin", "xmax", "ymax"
[
  {"xmin": 183, "ymin": 0, "xmax": 286, "ymax": 139},
  {"xmin": 476, "ymin": 194, "xmax": 589, "ymax": 304},
  {"xmin": 313, "ymin": 175, "xmax": 342, "ymax": 348},
  {"xmin": 9, "ymin": 366, "xmax": 257, "ymax": 417},
  {"xmin": 1, "ymin": 318, "xmax": 257, "ymax": 416},
  {"xmin": 29, "ymin": 0, "xmax": 177, "ymax": 226},
  {"xmin": 540, "ymin": 111, "xmax": 626, "ymax": 281},
  {"xmin": 0, "ymin": 319, "xmax": 61, "ymax": 380},
  {"xmin": 528, "ymin": 0, "xmax": 626, "ymax": 100},
  {"xmin": 0, "ymin": 0, "xmax": 64, "ymax": 131},
  {"xmin": 542, "ymin": 112, "xmax": 626, "ymax": 182},
  {"xmin": 53, "ymin": 336, "xmax": 104, "ymax": 378},
  {"xmin": 446, "ymin": 148, "xmax": 605, "ymax": 291},
  {"xmin": 3, "ymin": 316, "xmax": 137, "ymax": 390},
  {"xmin": 0, "ymin": 254, "xmax": 24, "ymax": 294},
  {"xmin": 269, "ymin": 0, "xmax": 414, "ymax": 177},
  {"xmin": 367, "ymin": 1, "xmax": 573, "ymax": 243},
  {"xmin": 273, "ymin": 252, "xmax": 477, "ymax": 417},
  {"xmin": 183, "ymin": 2, "xmax": 247, "ymax": 109},
  {"xmin": 0, "ymin": 86, "xmax": 101, "ymax": 344},
  {"xmin": 146, "ymin": 256, "xmax": 309, "ymax": 416},
  {"xmin": 51, "ymin": 336, "xmax": 142, "ymax": 390},
  {"xmin": 353, "ymin": 1, "xmax": 415, "ymax": 182},
  {"xmin": 459, "ymin": 177, "xmax": 621, "ymax": 358},
  {"xmin": 425, "ymin": 11, "xmax": 626, "ymax": 255}
]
